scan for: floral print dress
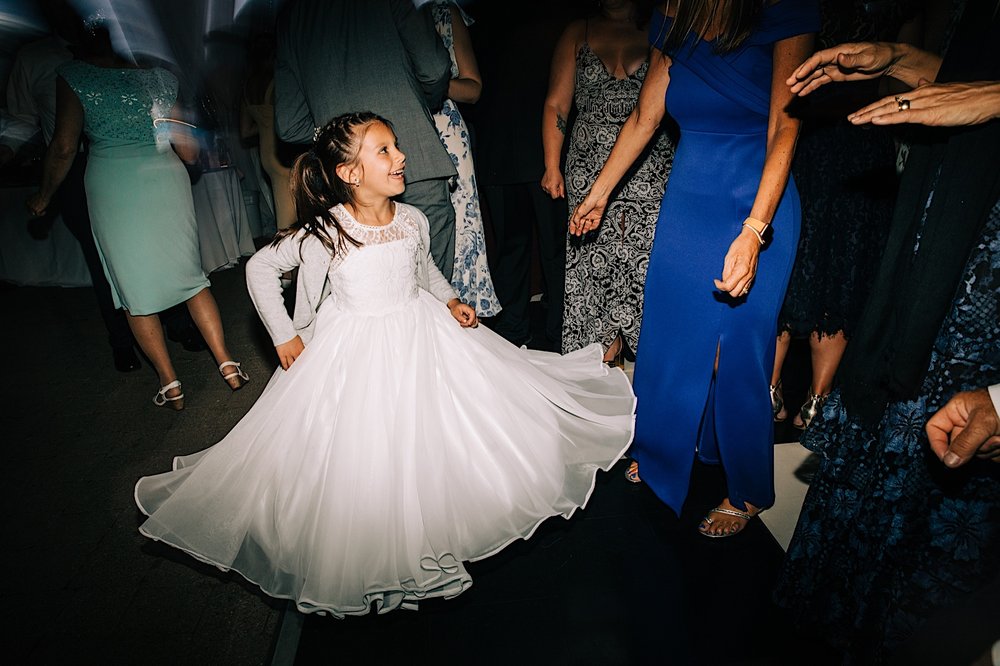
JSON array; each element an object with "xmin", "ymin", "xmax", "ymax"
[
  {"xmin": 430, "ymin": 1, "xmax": 501, "ymax": 317},
  {"xmin": 774, "ymin": 199, "xmax": 1000, "ymax": 664}
]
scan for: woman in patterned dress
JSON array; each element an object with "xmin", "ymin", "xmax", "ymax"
[
  {"xmin": 541, "ymin": 0, "xmax": 674, "ymax": 362},
  {"xmin": 429, "ymin": 0, "xmax": 501, "ymax": 317}
]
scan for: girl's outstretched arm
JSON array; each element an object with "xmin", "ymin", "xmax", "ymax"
[{"xmin": 246, "ymin": 233, "xmax": 308, "ymax": 350}]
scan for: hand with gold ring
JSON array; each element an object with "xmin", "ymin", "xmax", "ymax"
[
  {"xmin": 568, "ymin": 189, "xmax": 607, "ymax": 237},
  {"xmin": 848, "ymin": 81, "xmax": 1000, "ymax": 128}
]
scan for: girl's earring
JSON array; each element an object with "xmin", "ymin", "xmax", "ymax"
[{"xmin": 352, "ymin": 179, "xmax": 360, "ymax": 187}]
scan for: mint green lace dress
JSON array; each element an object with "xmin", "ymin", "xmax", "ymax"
[{"xmin": 58, "ymin": 61, "xmax": 209, "ymax": 315}]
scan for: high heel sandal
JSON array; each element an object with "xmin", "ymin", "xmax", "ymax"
[
  {"xmin": 219, "ymin": 361, "xmax": 249, "ymax": 391},
  {"xmin": 770, "ymin": 381, "xmax": 786, "ymax": 422},
  {"xmin": 605, "ymin": 336, "xmax": 625, "ymax": 369},
  {"xmin": 153, "ymin": 380, "xmax": 184, "ymax": 411},
  {"xmin": 625, "ymin": 460, "xmax": 641, "ymax": 484},
  {"xmin": 795, "ymin": 392, "xmax": 828, "ymax": 430}
]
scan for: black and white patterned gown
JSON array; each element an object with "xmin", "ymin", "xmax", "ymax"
[{"xmin": 562, "ymin": 43, "xmax": 674, "ymax": 355}]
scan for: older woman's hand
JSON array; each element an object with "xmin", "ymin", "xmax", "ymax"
[
  {"xmin": 786, "ymin": 41, "xmax": 897, "ymax": 96},
  {"xmin": 927, "ymin": 388, "xmax": 1000, "ymax": 467},
  {"xmin": 848, "ymin": 81, "xmax": 1000, "ymax": 127}
]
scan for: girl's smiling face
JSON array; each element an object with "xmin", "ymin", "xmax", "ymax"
[{"xmin": 345, "ymin": 121, "xmax": 407, "ymax": 199}]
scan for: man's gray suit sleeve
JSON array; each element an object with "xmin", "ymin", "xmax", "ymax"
[
  {"xmin": 390, "ymin": 0, "xmax": 451, "ymax": 112},
  {"xmin": 274, "ymin": 16, "xmax": 314, "ymax": 144}
]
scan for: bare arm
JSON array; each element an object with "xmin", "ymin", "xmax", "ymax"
[
  {"xmin": 163, "ymin": 103, "xmax": 201, "ymax": 165},
  {"xmin": 540, "ymin": 21, "xmax": 582, "ymax": 200},
  {"xmin": 715, "ymin": 32, "xmax": 813, "ymax": 297},
  {"xmin": 447, "ymin": 5, "xmax": 482, "ymax": 104},
  {"xmin": 569, "ymin": 47, "xmax": 671, "ymax": 234},
  {"xmin": 26, "ymin": 76, "xmax": 82, "ymax": 216}
]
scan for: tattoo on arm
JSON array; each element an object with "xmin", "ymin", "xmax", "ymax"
[{"xmin": 556, "ymin": 115, "xmax": 567, "ymax": 135}]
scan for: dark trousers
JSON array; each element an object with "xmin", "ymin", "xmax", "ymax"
[
  {"xmin": 482, "ymin": 182, "xmax": 566, "ymax": 345},
  {"xmin": 57, "ymin": 154, "xmax": 197, "ymax": 351}
]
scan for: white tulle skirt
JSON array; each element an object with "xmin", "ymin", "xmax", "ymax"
[{"xmin": 135, "ymin": 291, "xmax": 635, "ymax": 616}]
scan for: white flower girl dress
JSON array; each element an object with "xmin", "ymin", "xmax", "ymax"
[{"xmin": 135, "ymin": 203, "xmax": 635, "ymax": 617}]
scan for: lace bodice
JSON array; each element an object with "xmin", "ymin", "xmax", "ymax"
[
  {"xmin": 325, "ymin": 204, "xmax": 422, "ymax": 315},
  {"xmin": 57, "ymin": 61, "xmax": 176, "ymax": 148}
]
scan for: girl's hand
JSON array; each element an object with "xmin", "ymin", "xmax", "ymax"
[
  {"xmin": 714, "ymin": 228, "xmax": 761, "ymax": 298},
  {"xmin": 448, "ymin": 299, "xmax": 478, "ymax": 328},
  {"xmin": 848, "ymin": 81, "xmax": 1000, "ymax": 128},
  {"xmin": 275, "ymin": 335, "xmax": 305, "ymax": 370},
  {"xmin": 569, "ymin": 190, "xmax": 607, "ymax": 237},
  {"xmin": 540, "ymin": 168, "xmax": 566, "ymax": 199},
  {"xmin": 26, "ymin": 192, "xmax": 50, "ymax": 217}
]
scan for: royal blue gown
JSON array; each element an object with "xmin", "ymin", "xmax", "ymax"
[{"xmin": 632, "ymin": 2, "xmax": 819, "ymax": 514}]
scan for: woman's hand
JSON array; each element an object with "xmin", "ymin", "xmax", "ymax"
[
  {"xmin": 540, "ymin": 167, "xmax": 566, "ymax": 200},
  {"xmin": 786, "ymin": 41, "xmax": 897, "ymax": 96},
  {"xmin": 275, "ymin": 335, "xmax": 305, "ymax": 370},
  {"xmin": 448, "ymin": 299, "xmax": 478, "ymax": 328},
  {"xmin": 568, "ymin": 190, "xmax": 608, "ymax": 237},
  {"xmin": 714, "ymin": 228, "xmax": 761, "ymax": 298},
  {"xmin": 26, "ymin": 192, "xmax": 51, "ymax": 217},
  {"xmin": 848, "ymin": 81, "xmax": 1000, "ymax": 128}
]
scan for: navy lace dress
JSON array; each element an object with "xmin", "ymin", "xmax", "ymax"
[
  {"xmin": 779, "ymin": 0, "xmax": 917, "ymax": 338},
  {"xmin": 774, "ymin": 200, "xmax": 1000, "ymax": 663}
]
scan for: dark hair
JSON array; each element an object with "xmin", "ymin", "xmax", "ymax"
[
  {"xmin": 274, "ymin": 111, "xmax": 393, "ymax": 257},
  {"xmin": 590, "ymin": 0, "xmax": 659, "ymax": 30},
  {"xmin": 657, "ymin": 0, "xmax": 766, "ymax": 54}
]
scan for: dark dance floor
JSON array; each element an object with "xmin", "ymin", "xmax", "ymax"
[{"xmin": 293, "ymin": 459, "xmax": 819, "ymax": 666}]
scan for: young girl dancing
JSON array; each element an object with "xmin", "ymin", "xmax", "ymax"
[{"xmin": 134, "ymin": 112, "xmax": 635, "ymax": 617}]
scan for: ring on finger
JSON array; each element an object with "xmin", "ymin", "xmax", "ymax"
[{"xmin": 897, "ymin": 97, "xmax": 911, "ymax": 111}]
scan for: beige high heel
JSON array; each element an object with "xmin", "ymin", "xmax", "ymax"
[
  {"xmin": 219, "ymin": 361, "xmax": 249, "ymax": 391},
  {"xmin": 153, "ymin": 380, "xmax": 184, "ymax": 411}
]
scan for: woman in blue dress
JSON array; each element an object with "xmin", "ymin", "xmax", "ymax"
[{"xmin": 572, "ymin": 0, "xmax": 818, "ymax": 536}]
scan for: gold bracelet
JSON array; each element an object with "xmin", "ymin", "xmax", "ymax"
[{"xmin": 742, "ymin": 216, "xmax": 769, "ymax": 246}]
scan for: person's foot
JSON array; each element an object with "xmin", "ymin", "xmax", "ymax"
[
  {"xmin": 112, "ymin": 346, "xmax": 141, "ymax": 372},
  {"xmin": 770, "ymin": 382, "xmax": 787, "ymax": 422},
  {"xmin": 698, "ymin": 498, "xmax": 761, "ymax": 538},
  {"xmin": 219, "ymin": 361, "xmax": 249, "ymax": 391},
  {"xmin": 153, "ymin": 380, "xmax": 184, "ymax": 411},
  {"xmin": 625, "ymin": 460, "xmax": 641, "ymax": 484},
  {"xmin": 603, "ymin": 336, "xmax": 623, "ymax": 365},
  {"xmin": 794, "ymin": 392, "xmax": 828, "ymax": 429}
]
